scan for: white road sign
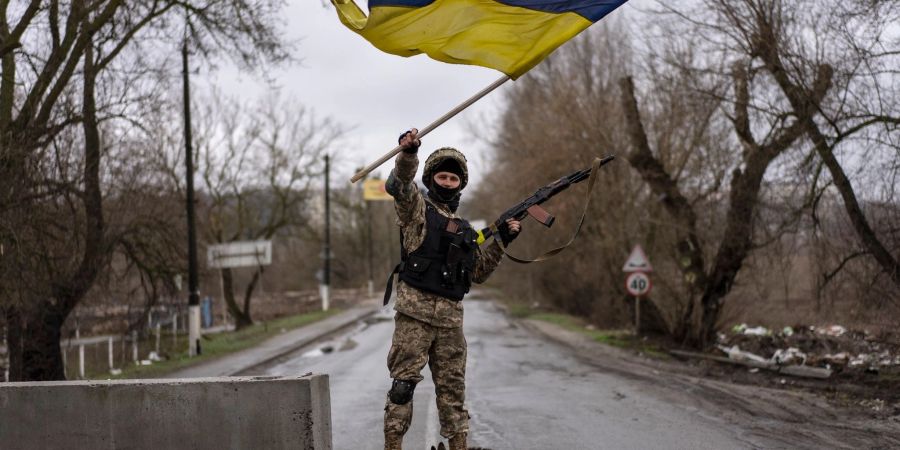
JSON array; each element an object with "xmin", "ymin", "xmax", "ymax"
[
  {"xmin": 208, "ymin": 240, "xmax": 272, "ymax": 269},
  {"xmin": 625, "ymin": 272, "xmax": 652, "ymax": 296},
  {"xmin": 623, "ymin": 245, "xmax": 653, "ymax": 272}
]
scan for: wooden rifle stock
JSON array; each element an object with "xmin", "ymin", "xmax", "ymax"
[{"xmin": 526, "ymin": 205, "xmax": 554, "ymax": 227}]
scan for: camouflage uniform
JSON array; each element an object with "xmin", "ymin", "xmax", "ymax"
[{"xmin": 384, "ymin": 148, "xmax": 504, "ymax": 446}]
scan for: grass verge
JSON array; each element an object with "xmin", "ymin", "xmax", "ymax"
[
  {"xmin": 93, "ymin": 309, "xmax": 341, "ymax": 380},
  {"xmin": 515, "ymin": 308, "xmax": 667, "ymax": 358}
]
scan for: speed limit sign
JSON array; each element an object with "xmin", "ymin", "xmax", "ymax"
[{"xmin": 625, "ymin": 272, "xmax": 652, "ymax": 296}]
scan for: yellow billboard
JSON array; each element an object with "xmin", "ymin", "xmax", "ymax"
[{"xmin": 363, "ymin": 178, "xmax": 393, "ymax": 201}]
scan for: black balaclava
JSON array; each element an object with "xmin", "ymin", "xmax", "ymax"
[{"xmin": 428, "ymin": 158, "xmax": 464, "ymax": 212}]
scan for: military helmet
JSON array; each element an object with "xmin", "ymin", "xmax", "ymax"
[{"xmin": 421, "ymin": 147, "xmax": 468, "ymax": 190}]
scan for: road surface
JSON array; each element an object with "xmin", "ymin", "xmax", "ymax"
[{"xmin": 247, "ymin": 294, "xmax": 808, "ymax": 449}]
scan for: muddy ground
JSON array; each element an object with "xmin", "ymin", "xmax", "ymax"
[{"xmin": 524, "ymin": 319, "xmax": 900, "ymax": 450}]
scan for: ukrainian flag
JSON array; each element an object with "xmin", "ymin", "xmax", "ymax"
[{"xmin": 332, "ymin": 0, "xmax": 629, "ymax": 79}]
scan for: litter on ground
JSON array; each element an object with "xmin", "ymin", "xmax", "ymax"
[{"xmin": 719, "ymin": 324, "xmax": 899, "ymax": 373}]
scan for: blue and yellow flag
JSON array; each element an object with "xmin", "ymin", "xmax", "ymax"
[{"xmin": 332, "ymin": 0, "xmax": 629, "ymax": 79}]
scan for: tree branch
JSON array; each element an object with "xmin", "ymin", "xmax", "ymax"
[
  {"xmin": 619, "ymin": 76, "xmax": 709, "ymax": 292},
  {"xmin": 755, "ymin": 12, "xmax": 900, "ymax": 287}
]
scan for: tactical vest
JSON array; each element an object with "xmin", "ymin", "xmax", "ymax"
[{"xmin": 391, "ymin": 202, "xmax": 478, "ymax": 302}]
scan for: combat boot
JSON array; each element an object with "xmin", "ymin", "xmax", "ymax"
[
  {"xmin": 448, "ymin": 432, "xmax": 467, "ymax": 450},
  {"xmin": 384, "ymin": 433, "xmax": 403, "ymax": 450}
]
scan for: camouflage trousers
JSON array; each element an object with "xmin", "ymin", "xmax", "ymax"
[{"xmin": 384, "ymin": 312, "xmax": 468, "ymax": 440}]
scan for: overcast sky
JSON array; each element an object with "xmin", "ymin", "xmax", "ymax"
[{"xmin": 201, "ymin": 1, "xmax": 519, "ymax": 188}]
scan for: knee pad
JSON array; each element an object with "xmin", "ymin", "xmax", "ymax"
[{"xmin": 388, "ymin": 379, "xmax": 416, "ymax": 405}]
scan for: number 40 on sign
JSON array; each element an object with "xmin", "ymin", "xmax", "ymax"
[{"xmin": 625, "ymin": 272, "xmax": 652, "ymax": 296}]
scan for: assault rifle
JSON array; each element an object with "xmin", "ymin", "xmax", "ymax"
[{"xmin": 477, "ymin": 155, "xmax": 615, "ymax": 244}]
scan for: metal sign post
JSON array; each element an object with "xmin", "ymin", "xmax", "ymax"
[
  {"xmin": 625, "ymin": 272, "xmax": 652, "ymax": 333},
  {"xmin": 207, "ymin": 241, "xmax": 273, "ymax": 269},
  {"xmin": 208, "ymin": 240, "xmax": 273, "ymax": 324},
  {"xmin": 623, "ymin": 245, "xmax": 653, "ymax": 334}
]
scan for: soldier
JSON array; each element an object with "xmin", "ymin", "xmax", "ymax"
[{"xmin": 382, "ymin": 129, "xmax": 521, "ymax": 450}]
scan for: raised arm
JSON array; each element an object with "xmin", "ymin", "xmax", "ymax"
[{"xmin": 385, "ymin": 129, "xmax": 424, "ymax": 226}]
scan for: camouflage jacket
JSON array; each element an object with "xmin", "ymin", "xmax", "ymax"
[{"xmin": 386, "ymin": 151, "xmax": 504, "ymax": 328}]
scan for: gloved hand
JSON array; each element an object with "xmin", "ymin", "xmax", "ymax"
[
  {"xmin": 398, "ymin": 128, "xmax": 421, "ymax": 154},
  {"xmin": 498, "ymin": 218, "xmax": 521, "ymax": 246}
]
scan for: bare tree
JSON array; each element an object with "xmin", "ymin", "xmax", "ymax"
[
  {"xmin": 475, "ymin": 0, "xmax": 898, "ymax": 346},
  {"xmin": 640, "ymin": 0, "xmax": 900, "ymax": 344},
  {"xmin": 619, "ymin": 64, "xmax": 822, "ymax": 345},
  {"xmin": 740, "ymin": 0, "xmax": 900, "ymax": 286},
  {"xmin": 468, "ymin": 23, "xmax": 651, "ymax": 328},
  {"xmin": 183, "ymin": 91, "xmax": 340, "ymax": 329},
  {"xmin": 0, "ymin": 1, "xmax": 291, "ymax": 380}
]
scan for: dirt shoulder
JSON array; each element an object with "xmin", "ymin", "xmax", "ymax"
[{"xmin": 519, "ymin": 317, "xmax": 900, "ymax": 450}]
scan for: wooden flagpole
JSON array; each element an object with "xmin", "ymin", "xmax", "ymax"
[{"xmin": 349, "ymin": 74, "xmax": 511, "ymax": 183}]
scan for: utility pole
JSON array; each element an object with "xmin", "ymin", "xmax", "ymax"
[
  {"xmin": 321, "ymin": 154, "xmax": 331, "ymax": 311},
  {"xmin": 366, "ymin": 197, "xmax": 374, "ymax": 297},
  {"xmin": 182, "ymin": 39, "xmax": 201, "ymax": 357},
  {"xmin": 359, "ymin": 168, "xmax": 375, "ymax": 298}
]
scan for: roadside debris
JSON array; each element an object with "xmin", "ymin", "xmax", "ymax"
[
  {"xmin": 673, "ymin": 325, "xmax": 897, "ymax": 381},
  {"xmin": 664, "ymin": 323, "xmax": 900, "ymax": 415},
  {"xmin": 718, "ymin": 345, "xmax": 768, "ymax": 364},
  {"xmin": 670, "ymin": 348, "xmax": 832, "ymax": 379},
  {"xmin": 733, "ymin": 324, "xmax": 770, "ymax": 336},
  {"xmin": 719, "ymin": 324, "xmax": 900, "ymax": 374},
  {"xmin": 771, "ymin": 347, "xmax": 806, "ymax": 365},
  {"xmin": 816, "ymin": 325, "xmax": 847, "ymax": 337}
]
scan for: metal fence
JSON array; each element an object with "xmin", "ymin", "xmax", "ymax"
[
  {"xmin": 61, "ymin": 308, "xmax": 184, "ymax": 379},
  {"xmin": 2, "ymin": 288, "xmax": 367, "ymax": 381}
]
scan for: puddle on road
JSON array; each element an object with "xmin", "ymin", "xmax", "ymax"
[
  {"xmin": 299, "ymin": 338, "xmax": 358, "ymax": 358},
  {"xmin": 301, "ymin": 348, "xmax": 326, "ymax": 358},
  {"xmin": 243, "ymin": 318, "xmax": 383, "ymax": 375},
  {"xmin": 256, "ymin": 316, "xmax": 387, "ymax": 373}
]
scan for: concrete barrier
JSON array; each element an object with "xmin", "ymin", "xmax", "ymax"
[{"xmin": 0, "ymin": 374, "xmax": 331, "ymax": 450}]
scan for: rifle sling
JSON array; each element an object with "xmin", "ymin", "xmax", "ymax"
[{"xmin": 494, "ymin": 156, "xmax": 604, "ymax": 264}]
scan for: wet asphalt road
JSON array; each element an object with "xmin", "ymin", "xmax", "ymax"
[{"xmin": 251, "ymin": 297, "xmax": 756, "ymax": 450}]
